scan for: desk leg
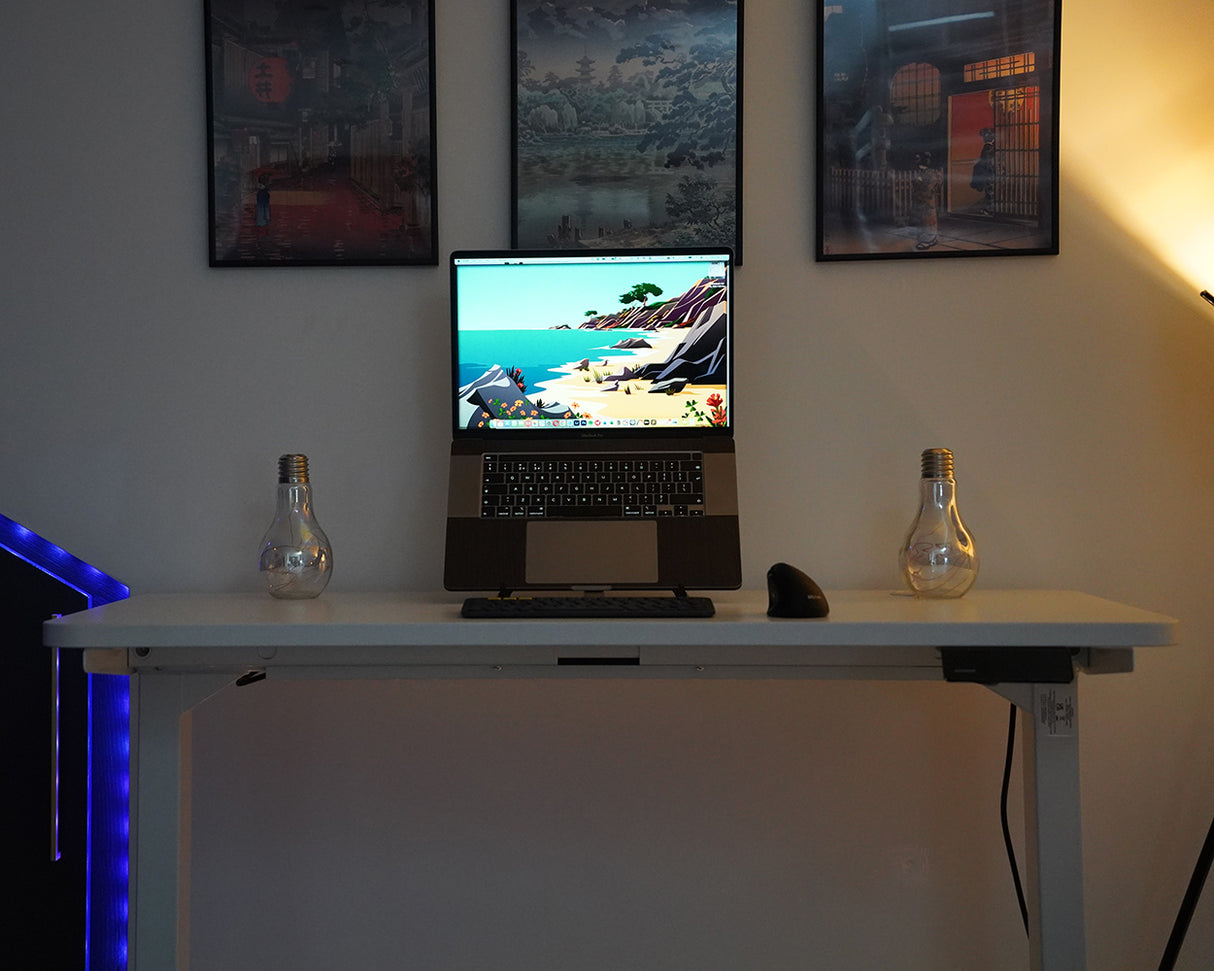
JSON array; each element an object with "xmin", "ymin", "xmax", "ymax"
[
  {"xmin": 129, "ymin": 671, "xmax": 233, "ymax": 971},
  {"xmin": 994, "ymin": 682, "xmax": 1085, "ymax": 971}
]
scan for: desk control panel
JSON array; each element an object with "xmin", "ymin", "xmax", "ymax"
[{"xmin": 940, "ymin": 646, "xmax": 1076, "ymax": 684}]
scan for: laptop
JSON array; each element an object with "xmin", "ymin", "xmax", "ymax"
[{"xmin": 443, "ymin": 247, "xmax": 741, "ymax": 596}]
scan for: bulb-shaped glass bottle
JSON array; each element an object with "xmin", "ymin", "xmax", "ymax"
[
  {"xmin": 258, "ymin": 454, "xmax": 332, "ymax": 599},
  {"xmin": 898, "ymin": 448, "xmax": 978, "ymax": 598}
]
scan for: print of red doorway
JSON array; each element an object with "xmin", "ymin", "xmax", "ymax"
[{"xmin": 948, "ymin": 87, "xmax": 1041, "ymax": 219}]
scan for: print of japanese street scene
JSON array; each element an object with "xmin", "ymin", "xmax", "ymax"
[
  {"xmin": 819, "ymin": 0, "xmax": 1057, "ymax": 259},
  {"xmin": 206, "ymin": 0, "xmax": 435, "ymax": 265}
]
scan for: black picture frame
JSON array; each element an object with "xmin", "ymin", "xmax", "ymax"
[
  {"xmin": 205, "ymin": 0, "xmax": 437, "ymax": 267},
  {"xmin": 512, "ymin": 0, "xmax": 743, "ymax": 262},
  {"xmin": 817, "ymin": 0, "xmax": 1060, "ymax": 261}
]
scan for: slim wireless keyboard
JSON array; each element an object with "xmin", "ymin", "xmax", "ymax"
[{"xmin": 461, "ymin": 595, "xmax": 715, "ymax": 619}]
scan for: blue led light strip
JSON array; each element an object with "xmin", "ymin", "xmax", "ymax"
[{"xmin": 0, "ymin": 513, "xmax": 130, "ymax": 971}]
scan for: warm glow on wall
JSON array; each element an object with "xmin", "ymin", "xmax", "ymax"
[{"xmin": 1062, "ymin": 0, "xmax": 1214, "ymax": 290}]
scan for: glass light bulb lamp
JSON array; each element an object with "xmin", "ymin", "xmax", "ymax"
[
  {"xmin": 258, "ymin": 453, "xmax": 332, "ymax": 599},
  {"xmin": 898, "ymin": 447, "xmax": 978, "ymax": 598}
]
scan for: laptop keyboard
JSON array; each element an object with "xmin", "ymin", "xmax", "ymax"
[{"xmin": 480, "ymin": 452, "xmax": 706, "ymax": 519}]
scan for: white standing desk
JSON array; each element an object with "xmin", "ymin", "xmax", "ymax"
[{"xmin": 45, "ymin": 588, "xmax": 1177, "ymax": 971}]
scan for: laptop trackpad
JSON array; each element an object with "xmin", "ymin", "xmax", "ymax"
[{"xmin": 525, "ymin": 521, "xmax": 659, "ymax": 585}]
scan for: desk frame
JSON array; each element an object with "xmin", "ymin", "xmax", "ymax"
[{"xmin": 45, "ymin": 589, "xmax": 1178, "ymax": 971}]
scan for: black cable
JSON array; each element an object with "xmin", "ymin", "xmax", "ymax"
[
  {"xmin": 1002, "ymin": 701, "xmax": 1029, "ymax": 935},
  {"xmin": 996, "ymin": 699, "xmax": 1214, "ymax": 962},
  {"xmin": 1159, "ymin": 811, "xmax": 1214, "ymax": 970}
]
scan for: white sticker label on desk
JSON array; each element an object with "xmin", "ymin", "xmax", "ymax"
[{"xmin": 1035, "ymin": 684, "xmax": 1076, "ymax": 737}]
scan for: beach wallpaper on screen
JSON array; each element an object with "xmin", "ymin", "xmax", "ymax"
[{"xmin": 456, "ymin": 259, "xmax": 729, "ymax": 431}]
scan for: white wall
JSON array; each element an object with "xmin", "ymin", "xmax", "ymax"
[{"xmin": 5, "ymin": 0, "xmax": 1214, "ymax": 968}]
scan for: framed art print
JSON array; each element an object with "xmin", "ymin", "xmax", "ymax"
[
  {"xmin": 817, "ymin": 0, "xmax": 1060, "ymax": 261},
  {"xmin": 205, "ymin": 0, "xmax": 437, "ymax": 266},
  {"xmin": 512, "ymin": 0, "xmax": 743, "ymax": 261}
]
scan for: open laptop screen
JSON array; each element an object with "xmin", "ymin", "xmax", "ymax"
[{"xmin": 450, "ymin": 248, "xmax": 733, "ymax": 437}]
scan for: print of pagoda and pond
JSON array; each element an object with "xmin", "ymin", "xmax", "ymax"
[
  {"xmin": 458, "ymin": 273, "xmax": 728, "ymax": 431},
  {"xmin": 514, "ymin": 0, "xmax": 738, "ymax": 254}
]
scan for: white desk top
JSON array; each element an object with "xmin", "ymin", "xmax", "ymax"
[
  {"xmin": 68, "ymin": 590, "xmax": 1173, "ymax": 971},
  {"xmin": 44, "ymin": 589, "xmax": 1177, "ymax": 651}
]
